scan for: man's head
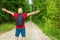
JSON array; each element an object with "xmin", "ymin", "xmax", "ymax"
[{"xmin": 18, "ymin": 8, "xmax": 23, "ymax": 14}]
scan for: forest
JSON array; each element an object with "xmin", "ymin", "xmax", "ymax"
[{"xmin": 0, "ymin": 0, "xmax": 60, "ymax": 40}]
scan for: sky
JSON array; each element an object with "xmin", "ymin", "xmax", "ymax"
[{"xmin": 29, "ymin": 0, "xmax": 32, "ymax": 4}]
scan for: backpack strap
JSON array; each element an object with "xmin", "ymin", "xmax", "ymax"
[{"xmin": 17, "ymin": 14, "xmax": 22, "ymax": 17}]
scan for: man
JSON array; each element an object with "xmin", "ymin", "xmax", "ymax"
[{"xmin": 2, "ymin": 8, "xmax": 40, "ymax": 40}]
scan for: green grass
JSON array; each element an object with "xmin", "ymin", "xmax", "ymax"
[
  {"xmin": 33, "ymin": 20, "xmax": 60, "ymax": 40},
  {"xmin": 0, "ymin": 23, "xmax": 15, "ymax": 34}
]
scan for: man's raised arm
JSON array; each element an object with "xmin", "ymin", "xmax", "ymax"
[
  {"xmin": 27, "ymin": 10, "xmax": 40, "ymax": 16},
  {"xmin": 2, "ymin": 8, "xmax": 14, "ymax": 16}
]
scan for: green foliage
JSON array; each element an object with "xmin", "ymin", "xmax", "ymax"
[
  {"xmin": 55, "ymin": 0, "xmax": 60, "ymax": 29},
  {"xmin": 32, "ymin": 0, "xmax": 60, "ymax": 40},
  {"xmin": 45, "ymin": 0, "xmax": 57, "ymax": 29},
  {"xmin": 0, "ymin": 0, "xmax": 30, "ymax": 23}
]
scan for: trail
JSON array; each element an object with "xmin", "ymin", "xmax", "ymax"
[{"xmin": 0, "ymin": 21, "xmax": 51, "ymax": 40}]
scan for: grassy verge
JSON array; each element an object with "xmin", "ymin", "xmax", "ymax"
[
  {"xmin": 33, "ymin": 20, "xmax": 60, "ymax": 40},
  {"xmin": 0, "ymin": 23, "xmax": 15, "ymax": 34}
]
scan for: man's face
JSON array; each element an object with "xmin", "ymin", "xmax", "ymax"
[{"xmin": 18, "ymin": 8, "xmax": 23, "ymax": 14}]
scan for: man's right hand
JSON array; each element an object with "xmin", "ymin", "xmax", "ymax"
[
  {"xmin": 2, "ymin": 8, "xmax": 7, "ymax": 12},
  {"xmin": 2, "ymin": 8, "xmax": 14, "ymax": 16}
]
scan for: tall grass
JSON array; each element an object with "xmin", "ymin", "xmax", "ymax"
[{"xmin": 0, "ymin": 23, "xmax": 15, "ymax": 34}]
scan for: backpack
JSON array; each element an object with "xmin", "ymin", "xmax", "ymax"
[{"xmin": 16, "ymin": 14, "xmax": 24, "ymax": 26}]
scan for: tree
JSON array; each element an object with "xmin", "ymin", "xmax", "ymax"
[{"xmin": 0, "ymin": 0, "xmax": 30, "ymax": 23}]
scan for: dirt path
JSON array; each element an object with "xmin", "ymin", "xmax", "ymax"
[{"xmin": 0, "ymin": 21, "xmax": 51, "ymax": 40}]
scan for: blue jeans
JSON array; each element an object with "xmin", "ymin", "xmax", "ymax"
[{"xmin": 15, "ymin": 28, "xmax": 26, "ymax": 37}]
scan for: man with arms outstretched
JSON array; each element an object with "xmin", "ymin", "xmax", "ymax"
[{"xmin": 2, "ymin": 8, "xmax": 40, "ymax": 40}]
